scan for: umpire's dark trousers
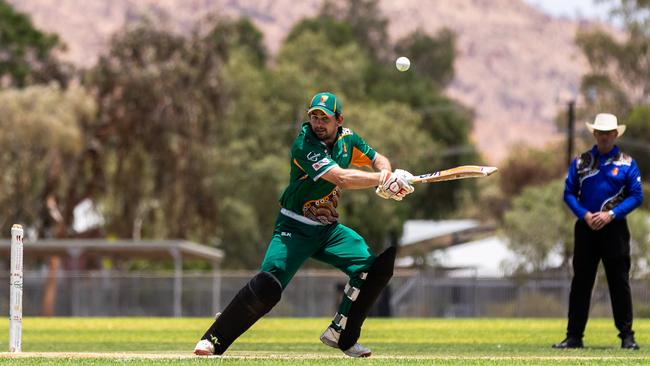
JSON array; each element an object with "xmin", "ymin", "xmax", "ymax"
[{"xmin": 567, "ymin": 219, "xmax": 634, "ymax": 339}]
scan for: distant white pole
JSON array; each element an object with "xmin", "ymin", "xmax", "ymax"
[{"xmin": 9, "ymin": 224, "xmax": 24, "ymax": 353}]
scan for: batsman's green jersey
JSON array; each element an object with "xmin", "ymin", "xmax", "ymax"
[
  {"xmin": 260, "ymin": 122, "xmax": 379, "ymax": 324},
  {"xmin": 279, "ymin": 122, "xmax": 377, "ymax": 218}
]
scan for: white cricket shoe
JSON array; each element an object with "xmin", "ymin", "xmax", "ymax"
[
  {"xmin": 319, "ymin": 326, "xmax": 371, "ymax": 358},
  {"xmin": 194, "ymin": 312, "xmax": 221, "ymax": 355},
  {"xmin": 320, "ymin": 327, "xmax": 340, "ymax": 348},
  {"xmin": 193, "ymin": 339, "xmax": 215, "ymax": 356}
]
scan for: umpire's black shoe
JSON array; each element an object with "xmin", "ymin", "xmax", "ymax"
[
  {"xmin": 621, "ymin": 335, "xmax": 640, "ymax": 350},
  {"xmin": 552, "ymin": 337, "xmax": 583, "ymax": 349}
]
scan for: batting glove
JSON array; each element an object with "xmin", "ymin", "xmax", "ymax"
[{"xmin": 376, "ymin": 169, "xmax": 415, "ymax": 201}]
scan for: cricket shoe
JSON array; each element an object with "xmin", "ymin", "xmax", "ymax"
[
  {"xmin": 193, "ymin": 312, "xmax": 222, "ymax": 356},
  {"xmin": 320, "ymin": 326, "xmax": 371, "ymax": 358},
  {"xmin": 193, "ymin": 339, "xmax": 215, "ymax": 355}
]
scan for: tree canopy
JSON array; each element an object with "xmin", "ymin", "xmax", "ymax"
[
  {"xmin": 503, "ymin": 179, "xmax": 574, "ymax": 274},
  {"xmin": 0, "ymin": 0, "xmax": 70, "ymax": 87},
  {"xmin": 576, "ymin": 0, "xmax": 650, "ymax": 109},
  {"xmin": 0, "ymin": 85, "xmax": 96, "ymax": 236}
]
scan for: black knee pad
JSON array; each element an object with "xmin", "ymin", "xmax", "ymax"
[
  {"xmin": 201, "ymin": 271, "xmax": 282, "ymax": 354},
  {"xmin": 243, "ymin": 271, "xmax": 283, "ymax": 313},
  {"xmin": 339, "ymin": 246, "xmax": 395, "ymax": 350}
]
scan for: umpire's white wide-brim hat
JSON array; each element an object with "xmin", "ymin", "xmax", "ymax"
[{"xmin": 585, "ymin": 113, "xmax": 626, "ymax": 137}]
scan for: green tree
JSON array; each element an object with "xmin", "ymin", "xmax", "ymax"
[
  {"xmin": 0, "ymin": 84, "xmax": 97, "ymax": 315},
  {"xmin": 574, "ymin": 0, "xmax": 650, "ymax": 120},
  {"xmin": 204, "ymin": 17, "xmax": 267, "ymax": 66},
  {"xmin": 285, "ymin": 17, "xmax": 356, "ymax": 49},
  {"xmin": 394, "ymin": 28, "xmax": 456, "ymax": 87},
  {"xmin": 275, "ymin": 30, "xmax": 369, "ymax": 102},
  {"xmin": 0, "ymin": 85, "xmax": 95, "ymax": 235},
  {"xmin": 85, "ymin": 18, "xmax": 286, "ymax": 268},
  {"xmin": 87, "ymin": 22, "xmax": 216, "ymax": 240},
  {"xmin": 498, "ymin": 144, "xmax": 566, "ymax": 198},
  {"xmin": 469, "ymin": 143, "xmax": 567, "ymax": 223},
  {"xmin": 0, "ymin": 0, "xmax": 70, "ymax": 87},
  {"xmin": 319, "ymin": 0, "xmax": 390, "ymax": 61},
  {"xmin": 213, "ymin": 48, "xmax": 287, "ymax": 267},
  {"xmin": 503, "ymin": 180, "xmax": 574, "ymax": 273}
]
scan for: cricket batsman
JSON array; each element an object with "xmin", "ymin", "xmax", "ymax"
[{"xmin": 194, "ymin": 91, "xmax": 415, "ymax": 357}]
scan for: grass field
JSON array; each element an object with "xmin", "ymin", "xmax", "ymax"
[{"xmin": 0, "ymin": 317, "xmax": 649, "ymax": 365}]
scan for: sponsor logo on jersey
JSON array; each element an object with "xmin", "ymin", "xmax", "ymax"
[
  {"xmin": 281, "ymin": 232, "xmax": 292, "ymax": 238},
  {"xmin": 613, "ymin": 153, "xmax": 632, "ymax": 166},
  {"xmin": 307, "ymin": 151, "xmax": 321, "ymax": 162},
  {"xmin": 312, "ymin": 157, "xmax": 330, "ymax": 171}
]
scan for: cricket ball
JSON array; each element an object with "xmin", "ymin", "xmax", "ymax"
[{"xmin": 395, "ymin": 56, "xmax": 410, "ymax": 72}]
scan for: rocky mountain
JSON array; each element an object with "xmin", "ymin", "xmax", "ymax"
[{"xmin": 8, "ymin": 0, "xmax": 609, "ymax": 162}]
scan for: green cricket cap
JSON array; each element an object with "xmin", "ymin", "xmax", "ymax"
[{"xmin": 307, "ymin": 92, "xmax": 342, "ymax": 117}]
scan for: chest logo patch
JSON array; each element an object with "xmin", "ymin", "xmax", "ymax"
[
  {"xmin": 611, "ymin": 167, "xmax": 619, "ymax": 176},
  {"xmin": 307, "ymin": 151, "xmax": 321, "ymax": 162}
]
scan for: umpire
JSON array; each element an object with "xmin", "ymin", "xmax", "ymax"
[{"xmin": 554, "ymin": 113, "xmax": 643, "ymax": 350}]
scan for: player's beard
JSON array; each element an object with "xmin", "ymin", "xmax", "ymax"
[{"xmin": 313, "ymin": 127, "xmax": 330, "ymax": 141}]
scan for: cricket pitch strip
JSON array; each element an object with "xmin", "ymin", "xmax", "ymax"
[{"xmin": 1, "ymin": 352, "xmax": 648, "ymax": 361}]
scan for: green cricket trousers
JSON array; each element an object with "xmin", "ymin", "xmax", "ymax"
[{"xmin": 260, "ymin": 210, "xmax": 376, "ymax": 318}]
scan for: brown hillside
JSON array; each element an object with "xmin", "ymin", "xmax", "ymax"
[{"xmin": 8, "ymin": 0, "xmax": 607, "ymax": 162}]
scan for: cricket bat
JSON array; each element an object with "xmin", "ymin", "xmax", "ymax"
[{"xmin": 409, "ymin": 165, "xmax": 498, "ymax": 184}]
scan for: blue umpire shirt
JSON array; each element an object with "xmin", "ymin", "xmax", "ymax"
[{"xmin": 564, "ymin": 145, "xmax": 643, "ymax": 220}]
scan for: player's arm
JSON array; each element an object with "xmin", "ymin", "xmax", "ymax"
[
  {"xmin": 371, "ymin": 152, "xmax": 392, "ymax": 172},
  {"xmin": 320, "ymin": 166, "xmax": 382, "ymax": 190},
  {"xmin": 320, "ymin": 156, "xmax": 414, "ymax": 201},
  {"xmin": 319, "ymin": 153, "xmax": 398, "ymax": 189},
  {"xmin": 563, "ymin": 159, "xmax": 589, "ymax": 219}
]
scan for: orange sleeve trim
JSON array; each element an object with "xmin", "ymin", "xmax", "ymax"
[
  {"xmin": 351, "ymin": 147, "xmax": 373, "ymax": 167},
  {"xmin": 293, "ymin": 158, "xmax": 306, "ymax": 172}
]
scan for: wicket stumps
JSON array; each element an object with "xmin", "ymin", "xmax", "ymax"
[{"xmin": 9, "ymin": 224, "xmax": 24, "ymax": 353}]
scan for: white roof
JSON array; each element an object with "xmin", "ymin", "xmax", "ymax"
[
  {"xmin": 431, "ymin": 236, "xmax": 516, "ymax": 277},
  {"xmin": 397, "ymin": 220, "xmax": 513, "ymax": 277},
  {"xmin": 399, "ymin": 219, "xmax": 479, "ymax": 245},
  {"xmin": 396, "ymin": 235, "xmax": 516, "ymax": 277}
]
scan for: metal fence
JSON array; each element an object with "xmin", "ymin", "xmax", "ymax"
[{"xmin": 2, "ymin": 269, "xmax": 650, "ymax": 317}]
